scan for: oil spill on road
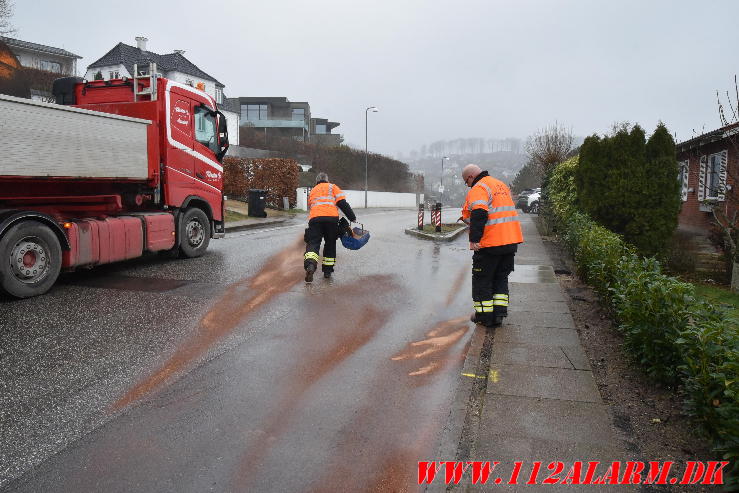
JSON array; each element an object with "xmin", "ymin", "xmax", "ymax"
[
  {"xmin": 113, "ymin": 238, "xmax": 306, "ymax": 411},
  {"xmin": 445, "ymin": 266, "xmax": 468, "ymax": 307},
  {"xmin": 391, "ymin": 317, "xmax": 469, "ymax": 379},
  {"xmin": 307, "ymin": 317, "xmax": 471, "ymax": 492},
  {"xmin": 232, "ymin": 282, "xmax": 397, "ymax": 490}
]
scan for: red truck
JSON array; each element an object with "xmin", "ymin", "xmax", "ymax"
[{"xmin": 0, "ymin": 64, "xmax": 229, "ymax": 298}]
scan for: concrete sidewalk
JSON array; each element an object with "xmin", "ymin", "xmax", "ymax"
[{"xmin": 435, "ymin": 215, "xmax": 628, "ymax": 492}]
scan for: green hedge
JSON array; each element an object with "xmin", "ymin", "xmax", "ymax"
[{"xmin": 550, "ymin": 157, "xmax": 739, "ymax": 488}]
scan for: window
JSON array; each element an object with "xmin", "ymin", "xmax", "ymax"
[
  {"xmin": 292, "ymin": 108, "xmax": 305, "ymax": 121},
  {"xmin": 215, "ymin": 87, "xmax": 223, "ymax": 104},
  {"xmin": 242, "ymin": 104, "xmax": 268, "ymax": 121},
  {"xmin": 185, "ymin": 79, "xmax": 194, "ymax": 87},
  {"xmin": 40, "ymin": 60, "xmax": 61, "ymax": 73},
  {"xmin": 706, "ymin": 152, "xmax": 723, "ymax": 199},
  {"xmin": 678, "ymin": 160, "xmax": 689, "ymax": 202},
  {"xmin": 108, "ymin": 70, "xmax": 119, "ymax": 80},
  {"xmin": 315, "ymin": 124, "xmax": 326, "ymax": 134},
  {"xmin": 194, "ymin": 105, "xmax": 218, "ymax": 153}
]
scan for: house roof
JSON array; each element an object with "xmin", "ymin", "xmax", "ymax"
[
  {"xmin": 677, "ymin": 122, "xmax": 739, "ymax": 152},
  {"xmin": 88, "ymin": 42, "xmax": 223, "ymax": 86},
  {"xmin": 0, "ymin": 36, "xmax": 81, "ymax": 59}
]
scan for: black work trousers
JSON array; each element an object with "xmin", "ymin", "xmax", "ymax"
[
  {"xmin": 304, "ymin": 217, "xmax": 339, "ymax": 273},
  {"xmin": 472, "ymin": 247, "xmax": 516, "ymax": 322}
]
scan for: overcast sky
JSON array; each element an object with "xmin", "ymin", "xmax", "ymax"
[{"xmin": 9, "ymin": 0, "xmax": 739, "ymax": 158}]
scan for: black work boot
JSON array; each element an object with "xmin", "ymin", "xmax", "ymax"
[
  {"xmin": 323, "ymin": 271, "xmax": 332, "ymax": 279},
  {"xmin": 305, "ymin": 263, "xmax": 316, "ymax": 282},
  {"xmin": 470, "ymin": 313, "xmax": 499, "ymax": 327}
]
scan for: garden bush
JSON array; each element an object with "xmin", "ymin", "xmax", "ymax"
[{"xmin": 549, "ymin": 156, "xmax": 739, "ymax": 488}]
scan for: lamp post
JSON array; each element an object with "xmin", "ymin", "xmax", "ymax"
[
  {"xmin": 440, "ymin": 156, "xmax": 449, "ymax": 205},
  {"xmin": 365, "ymin": 106, "xmax": 379, "ymax": 208}
]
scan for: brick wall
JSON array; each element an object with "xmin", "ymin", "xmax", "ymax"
[{"xmin": 677, "ymin": 138, "xmax": 737, "ymax": 235}]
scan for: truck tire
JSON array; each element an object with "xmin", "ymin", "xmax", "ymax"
[
  {"xmin": 0, "ymin": 221, "xmax": 62, "ymax": 298},
  {"xmin": 529, "ymin": 201, "xmax": 540, "ymax": 214},
  {"xmin": 179, "ymin": 207, "xmax": 210, "ymax": 258}
]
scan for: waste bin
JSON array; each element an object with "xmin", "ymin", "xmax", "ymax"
[{"xmin": 248, "ymin": 189, "xmax": 268, "ymax": 218}]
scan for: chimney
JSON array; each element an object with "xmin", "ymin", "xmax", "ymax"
[
  {"xmin": 173, "ymin": 49, "xmax": 186, "ymax": 55},
  {"xmin": 135, "ymin": 36, "xmax": 148, "ymax": 51}
]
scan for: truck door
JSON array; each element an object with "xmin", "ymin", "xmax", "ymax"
[
  {"xmin": 192, "ymin": 104, "xmax": 223, "ymax": 189},
  {"xmin": 165, "ymin": 90, "xmax": 196, "ymax": 205}
]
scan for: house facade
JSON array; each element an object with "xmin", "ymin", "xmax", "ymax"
[
  {"xmin": 229, "ymin": 96, "xmax": 312, "ymax": 142},
  {"xmin": 226, "ymin": 96, "xmax": 343, "ymax": 148},
  {"xmin": 676, "ymin": 124, "xmax": 737, "ymax": 235},
  {"xmin": 310, "ymin": 117, "xmax": 342, "ymax": 147},
  {"xmin": 0, "ymin": 36, "xmax": 81, "ymax": 100},
  {"xmin": 86, "ymin": 37, "xmax": 238, "ymax": 145},
  {"xmin": 0, "ymin": 36, "xmax": 80, "ymax": 76}
]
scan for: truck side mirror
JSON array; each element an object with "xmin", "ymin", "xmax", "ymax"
[{"xmin": 216, "ymin": 110, "xmax": 229, "ymax": 161}]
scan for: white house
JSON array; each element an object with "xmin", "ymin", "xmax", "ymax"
[{"xmin": 86, "ymin": 37, "xmax": 239, "ymax": 145}]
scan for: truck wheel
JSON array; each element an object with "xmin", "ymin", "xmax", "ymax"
[
  {"xmin": 179, "ymin": 208, "xmax": 210, "ymax": 258},
  {"xmin": 529, "ymin": 201, "xmax": 540, "ymax": 214},
  {"xmin": 0, "ymin": 221, "xmax": 62, "ymax": 298}
]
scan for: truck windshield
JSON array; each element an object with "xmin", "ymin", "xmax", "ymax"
[{"xmin": 194, "ymin": 106, "xmax": 218, "ymax": 153}]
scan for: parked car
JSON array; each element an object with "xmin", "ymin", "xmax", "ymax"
[
  {"xmin": 525, "ymin": 190, "xmax": 541, "ymax": 214},
  {"xmin": 515, "ymin": 189, "xmax": 535, "ymax": 210}
]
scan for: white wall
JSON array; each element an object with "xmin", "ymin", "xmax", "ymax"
[
  {"xmin": 84, "ymin": 64, "xmax": 129, "ymax": 81},
  {"xmin": 296, "ymin": 187, "xmax": 422, "ymax": 210},
  {"xmin": 221, "ymin": 108, "xmax": 240, "ymax": 146},
  {"xmin": 167, "ymin": 72, "xmax": 217, "ymax": 100}
]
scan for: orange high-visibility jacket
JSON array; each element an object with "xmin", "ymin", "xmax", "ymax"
[
  {"xmin": 308, "ymin": 182, "xmax": 347, "ymax": 219},
  {"xmin": 461, "ymin": 175, "xmax": 523, "ymax": 247}
]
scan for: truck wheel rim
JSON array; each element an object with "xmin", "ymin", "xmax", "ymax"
[
  {"xmin": 10, "ymin": 237, "xmax": 50, "ymax": 284},
  {"xmin": 185, "ymin": 219, "xmax": 204, "ymax": 247}
]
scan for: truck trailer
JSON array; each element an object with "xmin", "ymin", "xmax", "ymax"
[{"xmin": 0, "ymin": 64, "xmax": 229, "ymax": 298}]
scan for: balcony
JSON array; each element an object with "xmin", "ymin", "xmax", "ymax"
[{"xmin": 241, "ymin": 117, "xmax": 308, "ymax": 130}]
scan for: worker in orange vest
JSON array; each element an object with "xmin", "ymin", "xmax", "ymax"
[
  {"xmin": 461, "ymin": 164, "xmax": 524, "ymax": 327},
  {"xmin": 304, "ymin": 172, "xmax": 357, "ymax": 282}
]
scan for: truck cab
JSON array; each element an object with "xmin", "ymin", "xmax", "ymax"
[{"xmin": 0, "ymin": 64, "xmax": 230, "ymax": 298}]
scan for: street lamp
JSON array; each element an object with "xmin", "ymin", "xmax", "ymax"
[
  {"xmin": 365, "ymin": 106, "xmax": 379, "ymax": 208},
  {"xmin": 441, "ymin": 156, "xmax": 449, "ymax": 205}
]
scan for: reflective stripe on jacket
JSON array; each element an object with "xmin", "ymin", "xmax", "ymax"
[
  {"xmin": 308, "ymin": 182, "xmax": 346, "ymax": 219},
  {"xmin": 462, "ymin": 176, "xmax": 523, "ymax": 247}
]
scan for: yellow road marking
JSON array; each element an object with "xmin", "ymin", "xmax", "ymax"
[{"xmin": 461, "ymin": 370, "xmax": 500, "ymax": 382}]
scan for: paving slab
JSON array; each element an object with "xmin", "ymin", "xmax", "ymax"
[
  {"xmin": 472, "ymin": 437, "xmax": 628, "ymax": 493},
  {"xmin": 561, "ymin": 345, "xmax": 591, "ymax": 371},
  {"xmin": 479, "ymin": 395, "xmax": 617, "ymax": 444},
  {"xmin": 504, "ymin": 300, "xmax": 570, "ymax": 314},
  {"xmin": 505, "ymin": 311, "xmax": 575, "ymax": 329},
  {"xmin": 493, "ymin": 326, "xmax": 580, "ymax": 346},
  {"xmin": 486, "ymin": 364, "xmax": 600, "ymax": 403},
  {"xmin": 491, "ymin": 343, "xmax": 575, "ymax": 369},
  {"xmin": 508, "ymin": 284, "xmax": 566, "ymax": 303},
  {"xmin": 508, "ymin": 265, "xmax": 557, "ymax": 284}
]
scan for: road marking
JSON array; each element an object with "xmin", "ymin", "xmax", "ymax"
[{"xmin": 461, "ymin": 369, "xmax": 500, "ymax": 382}]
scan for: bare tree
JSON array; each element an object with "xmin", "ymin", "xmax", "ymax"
[
  {"xmin": 0, "ymin": 0, "xmax": 15, "ymax": 36},
  {"xmin": 525, "ymin": 122, "xmax": 574, "ymax": 171},
  {"xmin": 714, "ymin": 77, "xmax": 739, "ymax": 290}
]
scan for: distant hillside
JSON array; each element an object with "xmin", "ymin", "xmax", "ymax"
[{"xmin": 409, "ymin": 151, "xmax": 528, "ymax": 182}]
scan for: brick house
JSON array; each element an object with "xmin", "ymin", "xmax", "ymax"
[{"xmin": 676, "ymin": 123, "xmax": 737, "ymax": 236}]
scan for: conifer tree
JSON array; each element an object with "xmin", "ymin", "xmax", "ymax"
[{"xmin": 576, "ymin": 123, "xmax": 680, "ymax": 257}]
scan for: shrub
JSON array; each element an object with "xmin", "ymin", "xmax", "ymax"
[
  {"xmin": 223, "ymin": 157, "xmax": 299, "ymax": 208},
  {"xmin": 549, "ymin": 156, "xmax": 739, "ymax": 486}
]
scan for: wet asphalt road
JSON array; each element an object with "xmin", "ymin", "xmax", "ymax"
[{"xmin": 0, "ymin": 209, "xmax": 475, "ymax": 492}]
